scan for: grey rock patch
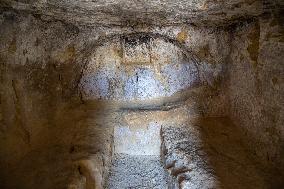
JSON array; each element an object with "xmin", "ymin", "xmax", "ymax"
[{"xmin": 107, "ymin": 154, "xmax": 170, "ymax": 189}]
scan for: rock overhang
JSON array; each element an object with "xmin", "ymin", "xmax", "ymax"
[{"xmin": 0, "ymin": 0, "xmax": 269, "ymax": 27}]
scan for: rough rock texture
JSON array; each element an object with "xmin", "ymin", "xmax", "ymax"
[
  {"xmin": 114, "ymin": 122, "xmax": 162, "ymax": 155},
  {"xmin": 0, "ymin": 11, "xmax": 228, "ymax": 188},
  {"xmin": 107, "ymin": 154, "xmax": 169, "ymax": 189},
  {"xmin": 162, "ymin": 124, "xmax": 218, "ymax": 189},
  {"xmin": 80, "ymin": 35, "xmax": 200, "ymax": 101},
  {"xmin": 161, "ymin": 118, "xmax": 270, "ymax": 189},
  {"xmin": 226, "ymin": 14, "xmax": 284, "ymax": 177},
  {"xmin": 0, "ymin": 1, "xmax": 283, "ymax": 189},
  {"xmin": 0, "ymin": 0, "xmax": 271, "ymax": 27},
  {"xmin": 0, "ymin": 100, "xmax": 116, "ymax": 189}
]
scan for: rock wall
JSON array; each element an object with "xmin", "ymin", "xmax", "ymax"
[
  {"xmin": 0, "ymin": 10, "xmax": 230, "ymax": 189},
  {"xmin": 0, "ymin": 12, "xmax": 113, "ymax": 189},
  {"xmin": 226, "ymin": 13, "xmax": 284, "ymax": 174},
  {"xmin": 0, "ymin": 3, "xmax": 283, "ymax": 188}
]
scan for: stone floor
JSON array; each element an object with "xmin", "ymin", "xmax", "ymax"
[
  {"xmin": 107, "ymin": 154, "xmax": 169, "ymax": 189},
  {"xmin": 106, "ymin": 117, "xmax": 283, "ymax": 189}
]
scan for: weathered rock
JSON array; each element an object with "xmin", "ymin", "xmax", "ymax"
[
  {"xmin": 161, "ymin": 118, "xmax": 270, "ymax": 189},
  {"xmin": 107, "ymin": 154, "xmax": 169, "ymax": 189},
  {"xmin": 226, "ymin": 15, "xmax": 284, "ymax": 175},
  {"xmin": 0, "ymin": 0, "xmax": 274, "ymax": 27},
  {"xmin": 0, "ymin": 1, "xmax": 283, "ymax": 189}
]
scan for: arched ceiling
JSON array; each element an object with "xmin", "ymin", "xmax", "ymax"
[{"xmin": 80, "ymin": 34, "xmax": 200, "ymax": 101}]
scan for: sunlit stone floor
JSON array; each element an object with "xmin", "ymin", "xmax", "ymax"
[{"xmin": 107, "ymin": 154, "xmax": 169, "ymax": 189}]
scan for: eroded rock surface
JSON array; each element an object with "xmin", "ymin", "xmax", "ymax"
[
  {"xmin": 0, "ymin": 1, "xmax": 283, "ymax": 189},
  {"xmin": 161, "ymin": 118, "xmax": 270, "ymax": 189},
  {"xmin": 0, "ymin": 0, "xmax": 274, "ymax": 26},
  {"xmin": 80, "ymin": 35, "xmax": 200, "ymax": 101},
  {"xmin": 107, "ymin": 154, "xmax": 169, "ymax": 189}
]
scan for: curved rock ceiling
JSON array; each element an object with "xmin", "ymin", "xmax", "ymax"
[
  {"xmin": 0, "ymin": 0, "xmax": 273, "ymax": 26},
  {"xmin": 80, "ymin": 35, "xmax": 200, "ymax": 101}
]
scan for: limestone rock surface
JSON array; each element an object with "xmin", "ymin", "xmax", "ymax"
[{"xmin": 1, "ymin": 0, "xmax": 279, "ymax": 26}]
